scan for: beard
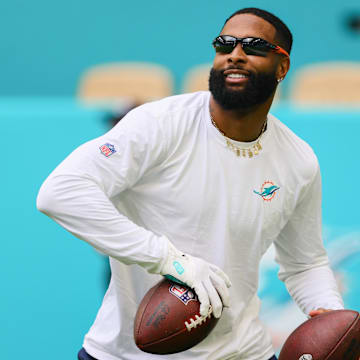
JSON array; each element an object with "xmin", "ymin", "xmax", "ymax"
[{"xmin": 209, "ymin": 67, "xmax": 278, "ymax": 110}]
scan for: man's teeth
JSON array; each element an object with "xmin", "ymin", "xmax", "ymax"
[{"xmin": 227, "ymin": 73, "xmax": 247, "ymax": 78}]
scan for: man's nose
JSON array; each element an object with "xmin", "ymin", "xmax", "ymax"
[{"xmin": 228, "ymin": 43, "xmax": 247, "ymax": 63}]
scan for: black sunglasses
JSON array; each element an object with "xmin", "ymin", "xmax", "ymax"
[{"xmin": 212, "ymin": 35, "xmax": 289, "ymax": 57}]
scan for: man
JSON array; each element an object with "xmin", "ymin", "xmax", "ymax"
[{"xmin": 37, "ymin": 7, "xmax": 344, "ymax": 360}]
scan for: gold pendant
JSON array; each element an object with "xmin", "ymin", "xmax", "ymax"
[{"xmin": 210, "ymin": 112, "xmax": 266, "ymax": 158}]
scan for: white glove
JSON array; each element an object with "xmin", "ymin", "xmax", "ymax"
[{"xmin": 159, "ymin": 241, "xmax": 232, "ymax": 318}]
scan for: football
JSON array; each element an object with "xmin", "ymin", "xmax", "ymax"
[
  {"xmin": 278, "ymin": 309, "xmax": 360, "ymax": 360},
  {"xmin": 134, "ymin": 278, "xmax": 219, "ymax": 354}
]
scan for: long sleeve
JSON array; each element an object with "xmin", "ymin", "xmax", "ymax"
[
  {"xmin": 274, "ymin": 166, "xmax": 344, "ymax": 315},
  {"xmin": 36, "ymin": 106, "xmax": 169, "ymax": 273}
]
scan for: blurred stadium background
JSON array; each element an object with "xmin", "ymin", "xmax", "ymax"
[{"xmin": 1, "ymin": 0, "xmax": 360, "ymax": 358}]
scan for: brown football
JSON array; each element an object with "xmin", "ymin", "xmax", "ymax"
[
  {"xmin": 278, "ymin": 309, "xmax": 360, "ymax": 360},
  {"xmin": 134, "ymin": 278, "xmax": 219, "ymax": 354}
]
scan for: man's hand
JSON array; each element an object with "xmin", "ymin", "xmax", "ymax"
[
  {"xmin": 309, "ymin": 308, "xmax": 333, "ymax": 317},
  {"xmin": 160, "ymin": 241, "xmax": 232, "ymax": 318}
]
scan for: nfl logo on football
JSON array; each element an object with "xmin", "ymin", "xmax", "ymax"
[
  {"xmin": 299, "ymin": 355, "xmax": 312, "ymax": 360},
  {"xmin": 169, "ymin": 284, "xmax": 197, "ymax": 305}
]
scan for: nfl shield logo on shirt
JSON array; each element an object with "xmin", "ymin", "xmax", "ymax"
[
  {"xmin": 99, "ymin": 143, "xmax": 116, "ymax": 157},
  {"xmin": 169, "ymin": 284, "xmax": 197, "ymax": 305}
]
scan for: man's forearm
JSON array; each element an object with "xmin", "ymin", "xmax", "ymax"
[{"xmin": 283, "ymin": 265, "xmax": 344, "ymax": 315}]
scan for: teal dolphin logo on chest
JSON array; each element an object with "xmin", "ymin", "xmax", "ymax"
[{"xmin": 254, "ymin": 182, "xmax": 280, "ymax": 201}]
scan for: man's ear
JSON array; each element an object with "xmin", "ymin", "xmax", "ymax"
[{"xmin": 276, "ymin": 56, "xmax": 290, "ymax": 81}]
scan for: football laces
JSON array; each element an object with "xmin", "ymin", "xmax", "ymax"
[{"xmin": 185, "ymin": 305, "xmax": 213, "ymax": 332}]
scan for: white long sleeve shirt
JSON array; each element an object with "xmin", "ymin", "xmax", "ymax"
[{"xmin": 37, "ymin": 91, "xmax": 343, "ymax": 360}]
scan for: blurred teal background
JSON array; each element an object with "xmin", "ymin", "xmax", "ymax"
[
  {"xmin": 1, "ymin": 0, "xmax": 360, "ymax": 96},
  {"xmin": 1, "ymin": 0, "xmax": 360, "ymax": 359}
]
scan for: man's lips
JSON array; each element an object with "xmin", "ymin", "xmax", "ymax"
[
  {"xmin": 223, "ymin": 68, "xmax": 251, "ymax": 77},
  {"xmin": 223, "ymin": 69, "xmax": 251, "ymax": 85}
]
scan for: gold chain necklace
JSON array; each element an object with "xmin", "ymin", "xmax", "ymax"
[{"xmin": 210, "ymin": 113, "xmax": 267, "ymax": 158}]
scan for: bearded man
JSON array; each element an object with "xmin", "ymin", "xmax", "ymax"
[{"xmin": 37, "ymin": 7, "xmax": 343, "ymax": 360}]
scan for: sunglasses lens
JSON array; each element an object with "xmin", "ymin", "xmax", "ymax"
[
  {"xmin": 213, "ymin": 40, "xmax": 234, "ymax": 53},
  {"xmin": 243, "ymin": 45, "xmax": 268, "ymax": 56},
  {"xmin": 242, "ymin": 39, "xmax": 269, "ymax": 56}
]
